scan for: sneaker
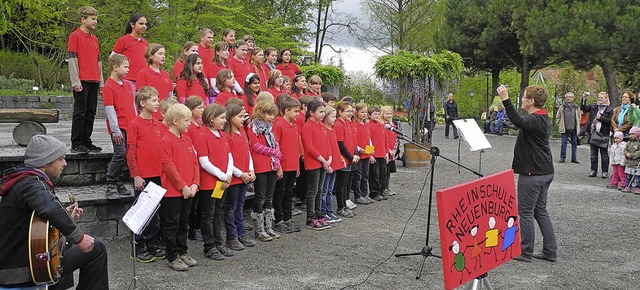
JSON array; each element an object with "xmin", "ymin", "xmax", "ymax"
[
  {"xmin": 372, "ymin": 195, "xmax": 383, "ymax": 201},
  {"xmin": 327, "ymin": 213, "xmax": 342, "ymax": 223},
  {"xmin": 532, "ymin": 252, "xmax": 557, "ymax": 262},
  {"xmin": 205, "ymin": 247, "xmax": 225, "ymax": 260},
  {"xmin": 274, "ymin": 221, "xmax": 293, "ymax": 234},
  {"xmin": 85, "ymin": 143, "xmax": 102, "ymax": 152},
  {"xmin": 606, "ymin": 185, "xmax": 617, "ymax": 189},
  {"xmin": 622, "ymin": 187, "xmax": 631, "ymax": 193},
  {"xmin": 571, "ymin": 160, "xmax": 580, "ymax": 164},
  {"xmin": 116, "ymin": 183, "xmax": 130, "ymax": 195},
  {"xmin": 318, "ymin": 217, "xmax": 331, "ymax": 228},
  {"xmin": 589, "ymin": 171, "xmax": 597, "ymax": 177},
  {"xmin": 354, "ymin": 197, "xmax": 369, "ymax": 205},
  {"xmin": 513, "ymin": 254, "xmax": 532, "ymax": 262},
  {"xmin": 226, "ymin": 239, "xmax": 245, "ymax": 251},
  {"xmin": 179, "ymin": 254, "xmax": 197, "ymax": 267},
  {"xmin": 239, "ymin": 236, "xmax": 256, "ymax": 247},
  {"xmin": 384, "ymin": 189, "xmax": 396, "ymax": 196},
  {"xmin": 216, "ymin": 245, "xmax": 236, "ymax": 257},
  {"xmin": 306, "ymin": 219, "xmax": 327, "ymax": 230},
  {"xmin": 324, "ymin": 214, "xmax": 335, "ymax": 223},
  {"xmin": 291, "ymin": 206, "xmax": 304, "ymax": 216},
  {"xmin": 192, "ymin": 229, "xmax": 204, "ymax": 242},
  {"xmin": 345, "ymin": 199, "xmax": 357, "ymax": 209},
  {"xmin": 346, "ymin": 208, "xmax": 357, "ymax": 216},
  {"xmin": 167, "ymin": 258, "xmax": 189, "ymax": 271},
  {"xmin": 601, "ymin": 172, "xmax": 608, "ymax": 179},
  {"xmin": 634, "ymin": 188, "xmax": 640, "ymax": 195},
  {"xmin": 132, "ymin": 248, "xmax": 156, "ymax": 263},
  {"xmin": 105, "ymin": 184, "xmax": 119, "ymax": 200},
  {"xmin": 559, "ymin": 159, "xmax": 565, "ymax": 163},
  {"xmin": 337, "ymin": 209, "xmax": 354, "ymax": 218},
  {"xmin": 148, "ymin": 246, "xmax": 166, "ymax": 260},
  {"xmin": 365, "ymin": 196, "xmax": 376, "ymax": 203},
  {"xmin": 284, "ymin": 220, "xmax": 301, "ymax": 232},
  {"xmin": 71, "ymin": 145, "xmax": 89, "ymax": 155},
  {"xmin": 379, "ymin": 193, "xmax": 388, "ymax": 200}
]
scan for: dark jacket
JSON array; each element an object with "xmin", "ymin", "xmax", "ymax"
[
  {"xmin": 581, "ymin": 99, "xmax": 614, "ymax": 136},
  {"xmin": 0, "ymin": 167, "xmax": 83, "ymax": 286},
  {"xmin": 503, "ymin": 99, "xmax": 554, "ymax": 176},
  {"xmin": 445, "ymin": 100, "xmax": 458, "ymax": 120}
]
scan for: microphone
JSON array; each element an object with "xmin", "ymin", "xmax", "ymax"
[{"xmin": 384, "ymin": 124, "xmax": 406, "ymax": 137}]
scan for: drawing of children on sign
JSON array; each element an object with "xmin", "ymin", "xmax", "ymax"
[
  {"xmin": 484, "ymin": 216, "xmax": 500, "ymax": 262},
  {"xmin": 501, "ymin": 216, "xmax": 519, "ymax": 260},
  {"xmin": 466, "ymin": 225, "xmax": 485, "ymax": 270},
  {"xmin": 449, "ymin": 240, "xmax": 471, "ymax": 284}
]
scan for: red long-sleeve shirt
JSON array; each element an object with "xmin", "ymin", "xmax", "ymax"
[{"xmin": 302, "ymin": 118, "xmax": 332, "ymax": 170}]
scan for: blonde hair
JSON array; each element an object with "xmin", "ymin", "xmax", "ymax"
[
  {"xmin": 145, "ymin": 43, "xmax": 164, "ymax": 65},
  {"xmin": 252, "ymin": 100, "xmax": 277, "ymax": 121},
  {"xmin": 78, "ymin": 6, "xmax": 98, "ymax": 20},
  {"xmin": 160, "ymin": 98, "xmax": 178, "ymax": 114},
  {"xmin": 108, "ymin": 53, "xmax": 128, "ymax": 69},
  {"xmin": 324, "ymin": 106, "xmax": 336, "ymax": 121},
  {"xmin": 165, "ymin": 104, "xmax": 191, "ymax": 124},
  {"xmin": 136, "ymin": 86, "xmax": 159, "ymax": 110},
  {"xmin": 380, "ymin": 106, "xmax": 393, "ymax": 115},
  {"xmin": 256, "ymin": 92, "xmax": 274, "ymax": 104},
  {"xmin": 308, "ymin": 75, "xmax": 322, "ymax": 85}
]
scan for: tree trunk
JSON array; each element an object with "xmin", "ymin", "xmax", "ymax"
[
  {"xmin": 491, "ymin": 67, "xmax": 500, "ymax": 102},
  {"xmin": 519, "ymin": 58, "xmax": 530, "ymax": 98},
  {"xmin": 601, "ymin": 63, "xmax": 619, "ymax": 107}
]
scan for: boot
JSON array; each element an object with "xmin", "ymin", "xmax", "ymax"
[
  {"xmin": 250, "ymin": 212, "xmax": 273, "ymax": 242},
  {"xmin": 263, "ymin": 209, "xmax": 280, "ymax": 239}
]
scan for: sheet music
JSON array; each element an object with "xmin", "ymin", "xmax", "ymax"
[
  {"xmin": 453, "ymin": 119, "xmax": 492, "ymax": 151},
  {"xmin": 122, "ymin": 182, "xmax": 166, "ymax": 235}
]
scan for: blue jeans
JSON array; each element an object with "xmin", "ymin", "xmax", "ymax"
[
  {"xmin": 625, "ymin": 174, "xmax": 640, "ymax": 189},
  {"xmin": 490, "ymin": 120, "xmax": 503, "ymax": 133},
  {"xmin": 106, "ymin": 130, "xmax": 127, "ymax": 184},
  {"xmin": 223, "ymin": 183, "xmax": 248, "ymax": 240},
  {"xmin": 560, "ymin": 129, "xmax": 578, "ymax": 161},
  {"xmin": 321, "ymin": 172, "xmax": 337, "ymax": 215}
]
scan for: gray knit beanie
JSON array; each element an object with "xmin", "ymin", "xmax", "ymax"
[{"xmin": 24, "ymin": 135, "xmax": 69, "ymax": 168}]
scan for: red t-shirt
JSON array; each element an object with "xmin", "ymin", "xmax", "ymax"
[
  {"xmin": 253, "ymin": 64, "xmax": 268, "ymax": 91},
  {"xmin": 211, "ymin": 62, "xmax": 228, "ymax": 82},
  {"xmin": 262, "ymin": 63, "xmax": 274, "ymax": 79},
  {"xmin": 102, "ymin": 78, "xmax": 136, "ymax": 134},
  {"xmin": 194, "ymin": 129, "xmax": 230, "ymax": 190},
  {"xmin": 228, "ymin": 57, "xmax": 253, "ymax": 89},
  {"xmin": 248, "ymin": 126, "xmax": 276, "ymax": 174},
  {"xmin": 176, "ymin": 78, "xmax": 208, "ymax": 105},
  {"xmin": 215, "ymin": 90, "xmax": 238, "ymax": 106},
  {"xmin": 67, "ymin": 28, "xmax": 100, "ymax": 81},
  {"xmin": 229, "ymin": 127, "xmax": 252, "ymax": 185},
  {"xmin": 385, "ymin": 122, "xmax": 398, "ymax": 155},
  {"xmin": 112, "ymin": 34, "xmax": 148, "ymax": 82},
  {"xmin": 241, "ymin": 93, "xmax": 257, "ymax": 116},
  {"xmin": 273, "ymin": 116, "xmax": 300, "ymax": 172},
  {"xmin": 267, "ymin": 87, "xmax": 283, "ymax": 98},
  {"xmin": 334, "ymin": 118, "xmax": 356, "ymax": 165},
  {"xmin": 137, "ymin": 66, "xmax": 173, "ymax": 120},
  {"xmin": 326, "ymin": 127, "xmax": 346, "ymax": 171},
  {"xmin": 127, "ymin": 115, "xmax": 163, "ymax": 178},
  {"xmin": 160, "ymin": 132, "xmax": 199, "ymax": 197},
  {"xmin": 276, "ymin": 62, "xmax": 301, "ymax": 82},
  {"xmin": 354, "ymin": 120, "xmax": 372, "ymax": 158},
  {"xmin": 302, "ymin": 118, "xmax": 331, "ymax": 170},
  {"xmin": 172, "ymin": 60, "xmax": 184, "ymax": 80},
  {"xmin": 184, "ymin": 121, "xmax": 205, "ymax": 147},
  {"xmin": 368, "ymin": 119, "xmax": 388, "ymax": 158},
  {"xmin": 198, "ymin": 43, "xmax": 215, "ymax": 80}
]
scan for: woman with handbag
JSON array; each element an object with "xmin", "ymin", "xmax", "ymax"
[{"xmin": 581, "ymin": 92, "xmax": 614, "ymax": 178}]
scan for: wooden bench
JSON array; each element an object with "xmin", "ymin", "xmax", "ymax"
[{"xmin": 0, "ymin": 109, "xmax": 59, "ymax": 146}]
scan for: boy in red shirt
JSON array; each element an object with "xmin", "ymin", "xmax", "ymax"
[
  {"xmin": 272, "ymin": 96, "xmax": 302, "ymax": 233},
  {"xmin": 198, "ymin": 28, "xmax": 215, "ymax": 80},
  {"xmin": 159, "ymin": 104, "xmax": 200, "ymax": 271},
  {"xmin": 103, "ymin": 54, "xmax": 136, "ymax": 199},
  {"xmin": 67, "ymin": 6, "xmax": 103, "ymax": 154},
  {"xmin": 367, "ymin": 106, "xmax": 389, "ymax": 201},
  {"xmin": 126, "ymin": 86, "xmax": 164, "ymax": 262}
]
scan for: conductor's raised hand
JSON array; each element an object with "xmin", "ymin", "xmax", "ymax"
[{"xmin": 497, "ymin": 85, "xmax": 509, "ymax": 101}]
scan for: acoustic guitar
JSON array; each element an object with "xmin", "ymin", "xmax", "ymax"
[{"xmin": 27, "ymin": 193, "xmax": 75, "ymax": 285}]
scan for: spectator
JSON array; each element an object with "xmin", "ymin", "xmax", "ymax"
[
  {"xmin": 581, "ymin": 92, "xmax": 614, "ymax": 178},
  {"xmin": 611, "ymin": 91, "xmax": 633, "ymax": 139},
  {"xmin": 556, "ymin": 92, "xmax": 581, "ymax": 163},
  {"xmin": 491, "ymin": 105, "xmax": 506, "ymax": 135},
  {"xmin": 444, "ymin": 93, "xmax": 459, "ymax": 139},
  {"xmin": 483, "ymin": 106, "xmax": 497, "ymax": 133}
]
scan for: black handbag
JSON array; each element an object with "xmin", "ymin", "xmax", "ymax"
[{"xmin": 589, "ymin": 131, "xmax": 609, "ymax": 148}]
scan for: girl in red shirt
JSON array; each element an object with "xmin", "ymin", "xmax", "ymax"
[
  {"xmin": 262, "ymin": 47, "xmax": 278, "ymax": 77},
  {"xmin": 290, "ymin": 75, "xmax": 308, "ymax": 100},
  {"xmin": 267, "ymin": 69, "xmax": 284, "ymax": 97},
  {"xmin": 321, "ymin": 106, "xmax": 345, "ymax": 223},
  {"xmin": 193, "ymin": 103, "xmax": 237, "ymax": 260},
  {"xmin": 221, "ymin": 28, "xmax": 236, "ymax": 56},
  {"xmin": 308, "ymin": 75, "xmax": 323, "ymax": 96},
  {"xmin": 381, "ymin": 105, "xmax": 398, "ymax": 196},
  {"xmin": 183, "ymin": 96, "xmax": 205, "ymax": 147},
  {"xmin": 177, "ymin": 54, "xmax": 209, "ymax": 105},
  {"xmin": 137, "ymin": 43, "xmax": 174, "ymax": 120},
  {"xmin": 248, "ymin": 101, "xmax": 281, "ymax": 241},
  {"xmin": 223, "ymin": 104, "xmax": 257, "ymax": 249},
  {"xmin": 242, "ymin": 73, "xmax": 260, "ymax": 116},
  {"xmin": 276, "ymin": 48, "xmax": 300, "ymax": 81},
  {"xmin": 112, "ymin": 13, "xmax": 148, "ymax": 95},
  {"xmin": 352, "ymin": 103, "xmax": 373, "ymax": 204},
  {"xmin": 215, "ymin": 69, "xmax": 239, "ymax": 106},
  {"xmin": 366, "ymin": 106, "xmax": 388, "ymax": 201},
  {"xmin": 173, "ymin": 41, "xmax": 198, "ymax": 80},
  {"xmin": 302, "ymin": 100, "xmax": 332, "ymax": 230},
  {"xmin": 333, "ymin": 101, "xmax": 359, "ymax": 218},
  {"xmin": 250, "ymin": 48, "xmax": 268, "ymax": 91},
  {"xmin": 282, "ymin": 76, "xmax": 292, "ymax": 94}
]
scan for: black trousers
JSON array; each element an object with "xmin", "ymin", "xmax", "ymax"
[
  {"xmin": 71, "ymin": 81, "xmax": 99, "ymax": 147},
  {"xmin": 195, "ymin": 190, "xmax": 226, "ymax": 252},
  {"xmin": 334, "ymin": 169, "xmax": 350, "ymax": 210},
  {"xmin": 368, "ymin": 158, "xmax": 387, "ymax": 197},
  {"xmin": 51, "ymin": 238, "xmax": 109, "ymax": 290},
  {"xmin": 274, "ymin": 170, "xmax": 296, "ymax": 223},
  {"xmin": 133, "ymin": 176, "xmax": 162, "ymax": 247},
  {"xmin": 160, "ymin": 196, "xmax": 192, "ymax": 261},
  {"xmin": 445, "ymin": 118, "xmax": 458, "ymax": 138},
  {"xmin": 294, "ymin": 158, "xmax": 307, "ymax": 200},
  {"xmin": 253, "ymin": 171, "xmax": 277, "ymax": 213},
  {"xmin": 306, "ymin": 168, "xmax": 326, "ymax": 219}
]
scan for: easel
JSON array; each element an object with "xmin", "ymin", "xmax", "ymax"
[
  {"xmin": 466, "ymin": 273, "xmax": 493, "ymax": 290},
  {"xmin": 127, "ymin": 204, "xmax": 159, "ymax": 290}
]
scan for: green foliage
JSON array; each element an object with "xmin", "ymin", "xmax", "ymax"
[
  {"xmin": 375, "ymin": 50, "xmax": 464, "ymax": 82},
  {"xmin": 300, "ymin": 63, "xmax": 345, "ymax": 87},
  {"xmin": 41, "ymin": 102, "xmax": 52, "ymax": 109},
  {"xmin": 0, "ymin": 50, "xmax": 69, "ymax": 89},
  {"xmin": 339, "ymin": 71, "xmax": 385, "ymax": 105},
  {"xmin": 0, "ymin": 74, "xmax": 37, "ymax": 93}
]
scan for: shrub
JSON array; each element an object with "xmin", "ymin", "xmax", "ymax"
[
  {"xmin": 0, "ymin": 75, "xmax": 35, "ymax": 93},
  {"xmin": 0, "ymin": 50, "xmax": 69, "ymax": 90}
]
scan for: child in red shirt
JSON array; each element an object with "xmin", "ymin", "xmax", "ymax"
[
  {"xmin": 321, "ymin": 106, "xmax": 345, "ymax": 224},
  {"xmin": 381, "ymin": 106, "xmax": 398, "ymax": 196},
  {"xmin": 242, "ymin": 73, "xmax": 260, "ymax": 116},
  {"xmin": 333, "ymin": 101, "xmax": 359, "ymax": 218},
  {"xmin": 302, "ymin": 100, "xmax": 332, "ymax": 230},
  {"xmin": 137, "ymin": 43, "xmax": 173, "ymax": 120},
  {"xmin": 223, "ymin": 104, "xmax": 257, "ymax": 249},
  {"xmin": 103, "ymin": 54, "xmax": 136, "ymax": 199},
  {"xmin": 276, "ymin": 48, "xmax": 300, "ymax": 81},
  {"xmin": 248, "ymin": 101, "xmax": 281, "ymax": 241},
  {"xmin": 290, "ymin": 75, "xmax": 308, "ymax": 100},
  {"xmin": 228, "ymin": 40, "xmax": 253, "ymax": 92},
  {"xmin": 215, "ymin": 69, "xmax": 239, "ymax": 106},
  {"xmin": 126, "ymin": 86, "xmax": 164, "ymax": 262},
  {"xmin": 352, "ymin": 103, "xmax": 373, "ymax": 204},
  {"xmin": 249, "ymin": 48, "xmax": 268, "ymax": 91},
  {"xmin": 267, "ymin": 69, "xmax": 284, "ymax": 97},
  {"xmin": 183, "ymin": 96, "xmax": 205, "ymax": 146},
  {"xmin": 283, "ymin": 76, "xmax": 292, "ymax": 95},
  {"xmin": 197, "ymin": 28, "xmax": 215, "ymax": 81},
  {"xmin": 367, "ymin": 106, "xmax": 389, "ymax": 201},
  {"xmin": 272, "ymin": 96, "xmax": 302, "ymax": 233},
  {"xmin": 262, "ymin": 47, "xmax": 278, "ymax": 77},
  {"xmin": 176, "ymin": 54, "xmax": 209, "ymax": 105},
  {"xmin": 172, "ymin": 41, "xmax": 198, "ymax": 80},
  {"xmin": 112, "ymin": 13, "xmax": 148, "ymax": 95},
  {"xmin": 222, "ymin": 28, "xmax": 236, "ymax": 57},
  {"xmin": 68, "ymin": 6, "xmax": 103, "ymax": 154},
  {"xmin": 307, "ymin": 75, "xmax": 323, "ymax": 97},
  {"xmin": 159, "ymin": 104, "xmax": 199, "ymax": 271}
]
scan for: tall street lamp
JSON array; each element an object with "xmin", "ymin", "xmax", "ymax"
[
  {"xmin": 485, "ymin": 70, "xmax": 491, "ymax": 114},
  {"xmin": 469, "ymin": 91, "xmax": 474, "ymax": 118}
]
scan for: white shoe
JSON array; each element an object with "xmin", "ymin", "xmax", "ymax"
[{"xmin": 346, "ymin": 199, "xmax": 357, "ymax": 210}]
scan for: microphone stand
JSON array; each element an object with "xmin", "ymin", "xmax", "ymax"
[{"xmin": 393, "ymin": 133, "xmax": 483, "ymax": 280}]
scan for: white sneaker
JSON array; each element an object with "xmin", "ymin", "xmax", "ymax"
[{"xmin": 346, "ymin": 199, "xmax": 357, "ymax": 210}]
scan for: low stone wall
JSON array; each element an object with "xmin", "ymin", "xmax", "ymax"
[{"xmin": 0, "ymin": 95, "xmax": 105, "ymax": 121}]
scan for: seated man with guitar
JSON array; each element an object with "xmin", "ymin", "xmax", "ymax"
[{"xmin": 0, "ymin": 135, "xmax": 108, "ymax": 289}]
